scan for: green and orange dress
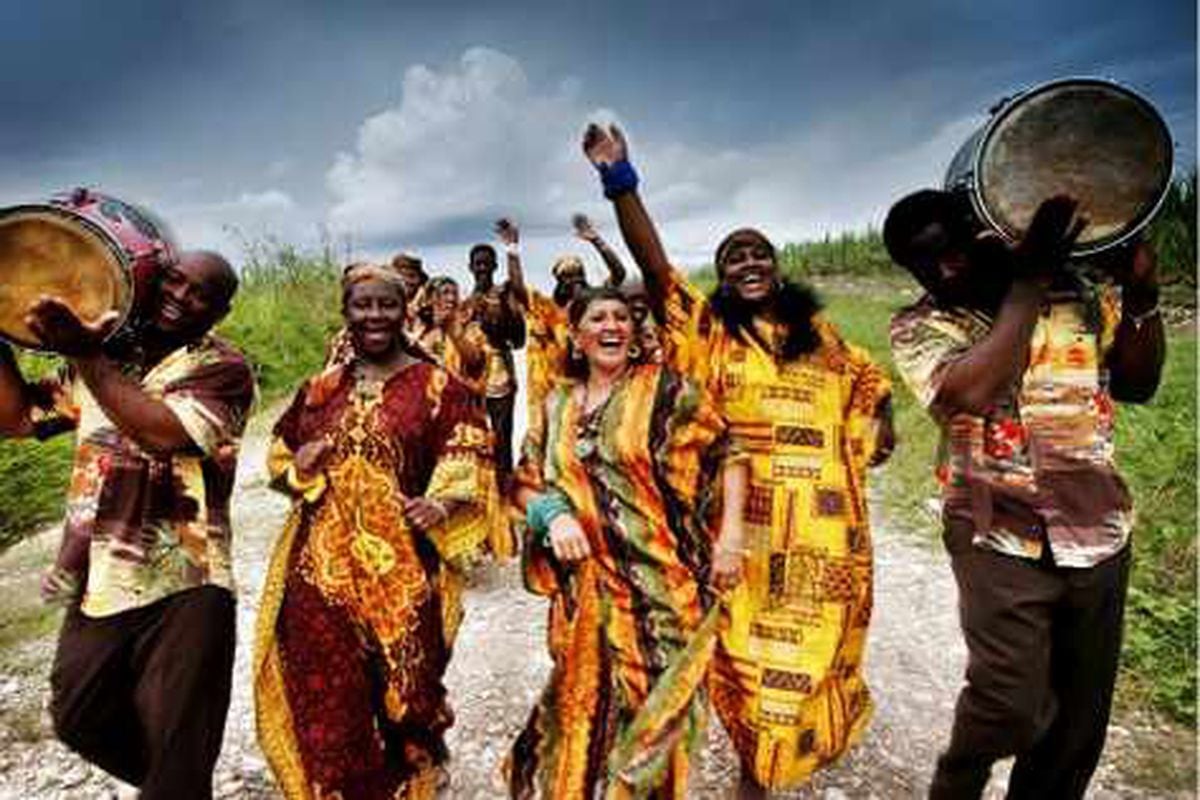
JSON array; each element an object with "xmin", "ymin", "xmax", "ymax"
[{"xmin": 508, "ymin": 363, "xmax": 739, "ymax": 799}]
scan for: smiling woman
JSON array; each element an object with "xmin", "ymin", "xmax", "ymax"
[
  {"xmin": 585, "ymin": 121, "xmax": 896, "ymax": 794},
  {"xmin": 507, "ymin": 285, "xmax": 751, "ymax": 798},
  {"xmin": 254, "ymin": 262, "xmax": 498, "ymax": 799}
]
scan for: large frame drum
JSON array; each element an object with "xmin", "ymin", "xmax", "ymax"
[
  {"xmin": 0, "ymin": 189, "xmax": 176, "ymax": 351},
  {"xmin": 945, "ymin": 78, "xmax": 1174, "ymax": 257}
]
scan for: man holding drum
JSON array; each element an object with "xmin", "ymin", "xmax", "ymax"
[
  {"xmin": 0, "ymin": 250, "xmax": 254, "ymax": 800},
  {"xmin": 885, "ymin": 192, "xmax": 1165, "ymax": 799}
]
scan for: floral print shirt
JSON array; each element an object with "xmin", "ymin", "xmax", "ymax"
[
  {"xmin": 890, "ymin": 280, "xmax": 1130, "ymax": 567},
  {"xmin": 30, "ymin": 334, "xmax": 256, "ymax": 616}
]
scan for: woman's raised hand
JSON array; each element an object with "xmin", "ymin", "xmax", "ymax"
[
  {"xmin": 548, "ymin": 514, "xmax": 591, "ymax": 562},
  {"xmin": 582, "ymin": 123, "xmax": 628, "ymax": 168},
  {"xmin": 495, "ymin": 217, "xmax": 519, "ymax": 246}
]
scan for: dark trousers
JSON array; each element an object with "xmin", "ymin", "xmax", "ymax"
[
  {"xmin": 50, "ymin": 586, "xmax": 236, "ymax": 800},
  {"xmin": 486, "ymin": 392, "xmax": 515, "ymax": 491},
  {"xmin": 930, "ymin": 532, "xmax": 1131, "ymax": 800}
]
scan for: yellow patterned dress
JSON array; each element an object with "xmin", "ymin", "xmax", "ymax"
[
  {"xmin": 255, "ymin": 361, "xmax": 495, "ymax": 799},
  {"xmin": 508, "ymin": 364, "xmax": 736, "ymax": 799},
  {"xmin": 659, "ymin": 269, "xmax": 891, "ymax": 789},
  {"xmin": 522, "ymin": 289, "xmax": 570, "ymax": 424}
]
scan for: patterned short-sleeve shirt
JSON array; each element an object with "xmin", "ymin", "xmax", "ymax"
[
  {"xmin": 31, "ymin": 334, "xmax": 256, "ymax": 616},
  {"xmin": 889, "ymin": 281, "xmax": 1130, "ymax": 567}
]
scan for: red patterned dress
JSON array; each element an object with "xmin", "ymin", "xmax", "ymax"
[{"xmin": 254, "ymin": 360, "xmax": 495, "ymax": 799}]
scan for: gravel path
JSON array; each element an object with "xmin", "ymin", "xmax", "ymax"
[{"xmin": 0, "ymin": 426, "xmax": 1188, "ymax": 799}]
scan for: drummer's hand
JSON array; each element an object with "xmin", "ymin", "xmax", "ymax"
[
  {"xmin": 1014, "ymin": 195, "xmax": 1087, "ymax": 280},
  {"xmin": 582, "ymin": 123, "xmax": 628, "ymax": 168},
  {"xmin": 293, "ymin": 437, "xmax": 334, "ymax": 481},
  {"xmin": 404, "ymin": 497, "xmax": 449, "ymax": 530},
  {"xmin": 1107, "ymin": 240, "xmax": 1159, "ymax": 295},
  {"xmin": 548, "ymin": 514, "xmax": 591, "ymax": 562},
  {"xmin": 25, "ymin": 297, "xmax": 119, "ymax": 357}
]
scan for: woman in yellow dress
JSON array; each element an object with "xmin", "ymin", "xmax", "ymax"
[
  {"xmin": 583, "ymin": 123, "xmax": 895, "ymax": 795},
  {"xmin": 255, "ymin": 264, "xmax": 496, "ymax": 799}
]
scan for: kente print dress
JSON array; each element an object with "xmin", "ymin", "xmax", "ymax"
[{"xmin": 658, "ymin": 267, "xmax": 891, "ymax": 790}]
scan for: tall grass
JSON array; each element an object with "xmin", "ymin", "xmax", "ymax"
[{"xmin": 217, "ymin": 237, "xmax": 343, "ymax": 402}]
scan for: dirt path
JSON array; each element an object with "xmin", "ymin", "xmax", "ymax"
[{"xmin": 0, "ymin": 422, "xmax": 1191, "ymax": 799}]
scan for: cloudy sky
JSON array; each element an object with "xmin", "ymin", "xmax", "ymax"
[{"xmin": 1, "ymin": 0, "xmax": 1194, "ymax": 284}]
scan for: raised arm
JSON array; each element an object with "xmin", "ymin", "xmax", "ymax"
[
  {"xmin": 496, "ymin": 218, "xmax": 528, "ymax": 307},
  {"xmin": 23, "ymin": 299, "xmax": 192, "ymax": 452},
  {"xmin": 582, "ymin": 124, "xmax": 674, "ymax": 300},
  {"xmin": 1104, "ymin": 240, "xmax": 1165, "ymax": 404},
  {"xmin": 573, "ymin": 213, "xmax": 627, "ymax": 287},
  {"xmin": 446, "ymin": 309, "xmax": 487, "ymax": 384},
  {"xmin": 935, "ymin": 197, "xmax": 1085, "ymax": 416}
]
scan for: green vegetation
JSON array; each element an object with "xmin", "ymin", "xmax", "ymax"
[
  {"xmin": 0, "ymin": 353, "xmax": 75, "ymax": 548},
  {"xmin": 1146, "ymin": 169, "xmax": 1197, "ymax": 288},
  {"xmin": 1113, "ymin": 337, "xmax": 1197, "ymax": 724},
  {"xmin": 219, "ymin": 236, "xmax": 343, "ymax": 402}
]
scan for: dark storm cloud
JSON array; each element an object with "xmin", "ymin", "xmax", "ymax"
[{"xmin": 0, "ymin": 0, "xmax": 1191, "ymax": 262}]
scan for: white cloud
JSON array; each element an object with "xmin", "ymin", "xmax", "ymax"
[
  {"xmin": 325, "ymin": 46, "xmax": 990, "ymax": 274},
  {"xmin": 158, "ymin": 188, "xmax": 319, "ymax": 263},
  {"xmin": 327, "ymin": 47, "xmax": 591, "ymax": 241}
]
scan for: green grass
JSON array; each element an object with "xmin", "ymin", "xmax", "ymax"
[
  {"xmin": 1112, "ymin": 337, "xmax": 1197, "ymax": 723},
  {"xmin": 217, "ymin": 239, "xmax": 344, "ymax": 403}
]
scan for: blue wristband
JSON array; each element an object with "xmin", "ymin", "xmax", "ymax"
[
  {"xmin": 598, "ymin": 160, "xmax": 639, "ymax": 199},
  {"xmin": 526, "ymin": 492, "xmax": 573, "ymax": 545}
]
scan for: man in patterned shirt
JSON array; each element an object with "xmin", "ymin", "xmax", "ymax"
[
  {"xmin": 885, "ymin": 190, "xmax": 1165, "ymax": 799},
  {"xmin": 0, "ymin": 250, "xmax": 255, "ymax": 799}
]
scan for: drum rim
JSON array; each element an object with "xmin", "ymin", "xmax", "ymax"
[
  {"xmin": 0, "ymin": 203, "xmax": 136, "ymax": 351},
  {"xmin": 967, "ymin": 75, "xmax": 1174, "ymax": 257}
]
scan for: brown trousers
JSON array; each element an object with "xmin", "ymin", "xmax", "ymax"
[
  {"xmin": 50, "ymin": 586, "xmax": 236, "ymax": 800},
  {"xmin": 930, "ymin": 527, "xmax": 1131, "ymax": 800},
  {"xmin": 486, "ymin": 392, "xmax": 515, "ymax": 490}
]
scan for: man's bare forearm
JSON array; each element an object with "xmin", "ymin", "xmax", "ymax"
[
  {"xmin": 936, "ymin": 280, "xmax": 1046, "ymax": 415},
  {"xmin": 506, "ymin": 251, "xmax": 528, "ymax": 307},
  {"xmin": 1107, "ymin": 290, "xmax": 1165, "ymax": 403},
  {"xmin": 74, "ymin": 356, "xmax": 191, "ymax": 452},
  {"xmin": 589, "ymin": 236, "xmax": 627, "ymax": 287}
]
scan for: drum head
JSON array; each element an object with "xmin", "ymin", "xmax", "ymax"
[
  {"xmin": 0, "ymin": 209, "xmax": 130, "ymax": 350},
  {"xmin": 976, "ymin": 79, "xmax": 1173, "ymax": 255}
]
